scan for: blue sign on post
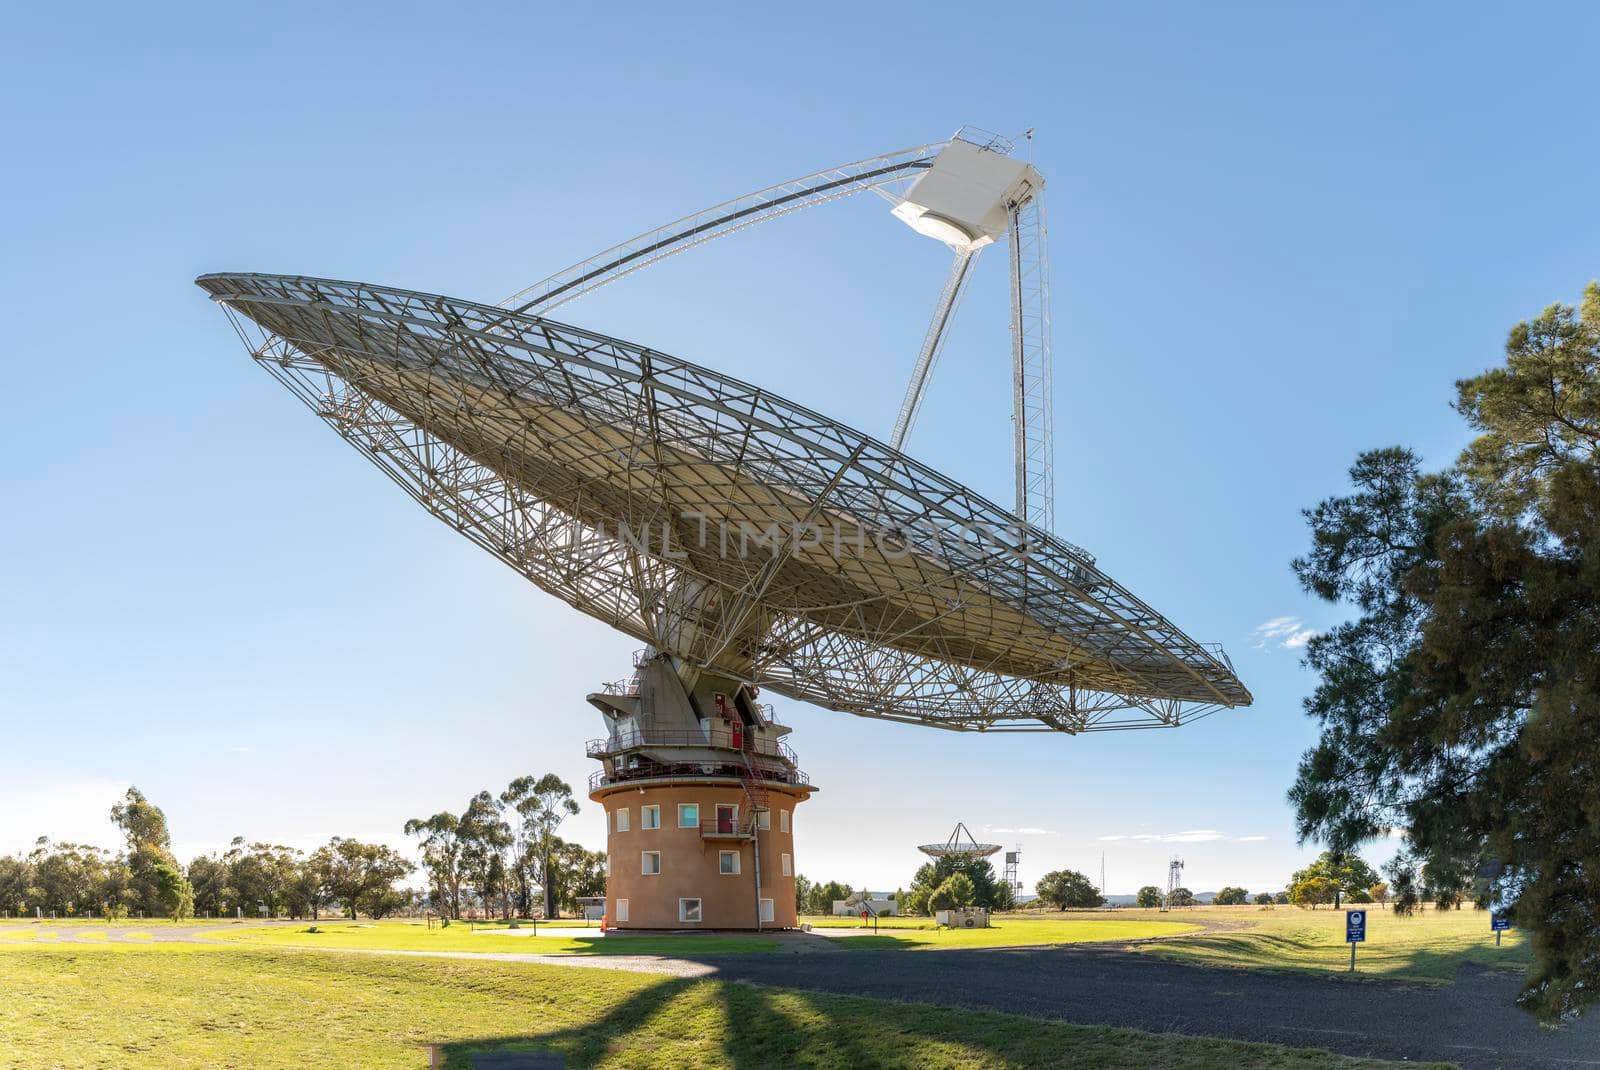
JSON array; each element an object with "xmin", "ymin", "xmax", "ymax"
[
  {"xmin": 1491, "ymin": 912, "xmax": 1511, "ymax": 932},
  {"xmin": 1345, "ymin": 909, "xmax": 1366, "ymax": 971}
]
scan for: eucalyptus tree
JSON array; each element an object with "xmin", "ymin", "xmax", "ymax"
[
  {"xmin": 403, "ymin": 811, "xmax": 464, "ymax": 919},
  {"xmin": 503, "ymin": 774, "xmax": 579, "ymax": 919},
  {"xmin": 109, "ymin": 787, "xmax": 192, "ymax": 920},
  {"xmin": 457, "ymin": 791, "xmax": 513, "ymax": 919}
]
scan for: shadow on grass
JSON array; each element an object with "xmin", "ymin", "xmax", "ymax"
[
  {"xmin": 434, "ymin": 974, "xmax": 704, "ymax": 1069},
  {"xmin": 430, "ymin": 968, "xmax": 1410, "ymax": 1070},
  {"xmin": 1143, "ymin": 928, "xmax": 1532, "ymax": 985},
  {"xmin": 430, "ymin": 973, "xmax": 1026, "ymax": 1069}
]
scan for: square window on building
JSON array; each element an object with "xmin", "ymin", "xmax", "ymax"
[
  {"xmin": 680, "ymin": 898, "xmax": 702, "ymax": 923},
  {"xmin": 678, "ymin": 802, "xmax": 699, "ymax": 828},
  {"xmin": 755, "ymin": 810, "xmax": 770, "ymax": 831},
  {"xmin": 780, "ymin": 810, "xmax": 790, "ymax": 834},
  {"xmin": 641, "ymin": 851, "xmax": 661, "ymax": 876},
  {"xmin": 616, "ymin": 899, "xmax": 629, "ymax": 923},
  {"xmin": 719, "ymin": 850, "xmax": 740, "ymax": 875},
  {"xmin": 615, "ymin": 808, "xmax": 630, "ymax": 833},
  {"xmin": 641, "ymin": 804, "xmax": 660, "ymax": 830},
  {"xmin": 781, "ymin": 852, "xmax": 792, "ymax": 877}
]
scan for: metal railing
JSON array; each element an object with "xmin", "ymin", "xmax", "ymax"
[
  {"xmin": 588, "ymin": 763, "xmax": 810, "ymax": 793},
  {"xmin": 585, "ymin": 730, "xmax": 798, "ymax": 764}
]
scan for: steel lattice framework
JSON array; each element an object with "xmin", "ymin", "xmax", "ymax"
[{"xmin": 200, "ymin": 272, "xmax": 1250, "ymax": 732}]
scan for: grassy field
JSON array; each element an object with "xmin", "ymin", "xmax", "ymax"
[
  {"xmin": 807, "ymin": 914, "xmax": 1200, "ymax": 950},
  {"xmin": 198, "ymin": 915, "xmax": 1198, "ymax": 955},
  {"xmin": 210, "ymin": 919, "xmax": 781, "ymax": 956},
  {"xmin": 0, "ymin": 943, "xmax": 1446, "ymax": 1069},
  {"xmin": 0, "ymin": 907, "xmax": 1526, "ymax": 985},
  {"xmin": 1029, "ymin": 906, "xmax": 1532, "ymax": 983}
]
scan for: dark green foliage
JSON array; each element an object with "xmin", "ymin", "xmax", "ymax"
[
  {"xmin": 793, "ymin": 874, "xmax": 813, "ymax": 914},
  {"xmin": 403, "ymin": 811, "xmax": 464, "ymax": 919},
  {"xmin": 502, "ymin": 774, "xmax": 580, "ymax": 920},
  {"xmin": 802, "ymin": 879, "xmax": 853, "ymax": 915},
  {"xmin": 905, "ymin": 855, "xmax": 1002, "ymax": 913},
  {"xmin": 24, "ymin": 839, "xmax": 124, "ymax": 916},
  {"xmin": 1289, "ymin": 852, "xmax": 1378, "ymax": 909},
  {"xmin": 1213, "ymin": 886, "xmax": 1250, "ymax": 906},
  {"xmin": 547, "ymin": 836, "xmax": 607, "ymax": 914},
  {"xmin": 111, "ymin": 788, "xmax": 192, "ymax": 920},
  {"xmin": 311, "ymin": 838, "xmax": 413, "ymax": 920},
  {"xmin": 1135, "ymin": 885, "xmax": 1163, "ymax": 908},
  {"xmin": 928, "ymin": 872, "xmax": 977, "ymax": 911},
  {"xmin": 1289, "ymin": 284, "xmax": 1600, "ymax": 1021},
  {"xmin": 0, "ymin": 855, "xmax": 33, "ymax": 915},
  {"xmin": 458, "ymin": 791, "xmax": 513, "ymax": 919},
  {"xmin": 1035, "ymin": 869, "xmax": 1104, "ymax": 910}
]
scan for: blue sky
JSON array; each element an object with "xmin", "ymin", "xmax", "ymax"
[{"xmin": 3, "ymin": 2, "xmax": 1597, "ymax": 896}]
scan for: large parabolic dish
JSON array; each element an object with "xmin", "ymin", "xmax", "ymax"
[{"xmin": 198, "ymin": 272, "xmax": 1250, "ymax": 733}]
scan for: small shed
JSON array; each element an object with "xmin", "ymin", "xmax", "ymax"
[{"xmin": 936, "ymin": 907, "xmax": 990, "ymax": 928}]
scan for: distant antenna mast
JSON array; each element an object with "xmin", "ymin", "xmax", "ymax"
[
  {"xmin": 1162, "ymin": 856, "xmax": 1185, "ymax": 912},
  {"xmin": 1003, "ymin": 844, "xmax": 1022, "ymax": 900},
  {"xmin": 1100, "ymin": 850, "xmax": 1106, "ymax": 900}
]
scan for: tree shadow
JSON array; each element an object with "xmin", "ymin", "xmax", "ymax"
[
  {"xmin": 718, "ymin": 980, "xmax": 880, "ymax": 1069},
  {"xmin": 433, "ymin": 974, "xmax": 704, "ymax": 1069}
]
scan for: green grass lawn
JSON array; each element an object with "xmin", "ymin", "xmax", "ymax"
[
  {"xmin": 0, "ymin": 943, "xmax": 1446, "ymax": 1069},
  {"xmin": 1048, "ymin": 905, "xmax": 1532, "ymax": 983},
  {"xmin": 199, "ymin": 915, "xmax": 1196, "ymax": 956},
  {"xmin": 209, "ymin": 919, "xmax": 781, "ymax": 956},
  {"xmin": 808, "ymin": 915, "xmax": 1199, "ymax": 950},
  {"xmin": 1, "ymin": 907, "xmax": 1525, "ymax": 985}
]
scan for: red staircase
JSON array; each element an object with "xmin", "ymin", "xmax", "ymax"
[{"xmin": 735, "ymin": 744, "xmax": 770, "ymax": 832}]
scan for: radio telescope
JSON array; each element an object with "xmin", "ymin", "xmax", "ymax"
[
  {"xmin": 918, "ymin": 823, "xmax": 1003, "ymax": 861},
  {"xmin": 199, "ymin": 126, "xmax": 1249, "ymax": 929},
  {"xmin": 198, "ymin": 127, "xmax": 1249, "ymax": 735}
]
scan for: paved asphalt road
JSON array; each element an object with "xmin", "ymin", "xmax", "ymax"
[{"xmin": 693, "ymin": 945, "xmax": 1599, "ymax": 1070}]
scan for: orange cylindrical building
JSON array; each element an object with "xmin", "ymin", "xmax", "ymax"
[{"xmin": 587, "ymin": 654, "xmax": 815, "ymax": 930}]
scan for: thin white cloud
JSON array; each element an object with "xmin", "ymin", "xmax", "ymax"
[
  {"xmin": 1236, "ymin": 835, "xmax": 1269, "ymax": 842},
  {"xmin": 228, "ymin": 746, "xmax": 256, "ymax": 754},
  {"xmin": 1131, "ymin": 829, "xmax": 1226, "ymax": 844},
  {"xmin": 1096, "ymin": 835, "xmax": 1127, "ymax": 842},
  {"xmin": 1251, "ymin": 616, "xmax": 1320, "ymax": 652},
  {"xmin": 986, "ymin": 826, "xmax": 1056, "ymax": 837}
]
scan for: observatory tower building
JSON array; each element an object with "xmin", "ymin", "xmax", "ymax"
[{"xmin": 587, "ymin": 653, "xmax": 815, "ymax": 930}]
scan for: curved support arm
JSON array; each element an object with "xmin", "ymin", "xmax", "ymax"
[{"xmin": 500, "ymin": 142, "xmax": 947, "ymax": 315}]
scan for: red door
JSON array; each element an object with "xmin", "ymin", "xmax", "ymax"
[
  {"xmin": 730, "ymin": 721, "xmax": 743, "ymax": 751},
  {"xmin": 717, "ymin": 805, "xmax": 735, "ymax": 834}
]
